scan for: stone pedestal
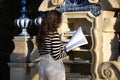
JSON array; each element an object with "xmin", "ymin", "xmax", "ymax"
[
  {"xmin": 29, "ymin": 36, "xmax": 40, "ymax": 80},
  {"xmin": 8, "ymin": 63, "xmax": 27, "ymax": 80},
  {"xmin": 10, "ymin": 36, "xmax": 30, "ymax": 62},
  {"xmin": 30, "ymin": 36, "xmax": 40, "ymax": 62},
  {"xmin": 8, "ymin": 36, "xmax": 30, "ymax": 80}
]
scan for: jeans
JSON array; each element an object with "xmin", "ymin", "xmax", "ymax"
[{"xmin": 39, "ymin": 54, "xmax": 65, "ymax": 80}]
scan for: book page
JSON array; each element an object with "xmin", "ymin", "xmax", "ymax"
[{"xmin": 66, "ymin": 27, "xmax": 88, "ymax": 52}]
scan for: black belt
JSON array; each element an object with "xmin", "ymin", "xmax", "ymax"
[{"xmin": 39, "ymin": 51, "xmax": 49, "ymax": 56}]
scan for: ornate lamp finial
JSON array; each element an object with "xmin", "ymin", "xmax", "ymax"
[
  {"xmin": 34, "ymin": 11, "xmax": 44, "ymax": 26},
  {"xmin": 14, "ymin": 0, "xmax": 32, "ymax": 36}
]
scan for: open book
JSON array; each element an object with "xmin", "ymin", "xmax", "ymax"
[{"xmin": 66, "ymin": 27, "xmax": 88, "ymax": 52}]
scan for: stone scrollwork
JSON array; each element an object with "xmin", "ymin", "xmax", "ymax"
[
  {"xmin": 88, "ymin": 0, "xmax": 100, "ymax": 3},
  {"xmin": 99, "ymin": 61, "xmax": 120, "ymax": 80},
  {"xmin": 104, "ymin": 69, "xmax": 112, "ymax": 78},
  {"xmin": 51, "ymin": 0, "xmax": 64, "ymax": 6},
  {"xmin": 38, "ymin": 0, "xmax": 56, "ymax": 12}
]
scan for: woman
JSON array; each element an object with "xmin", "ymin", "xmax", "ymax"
[{"xmin": 36, "ymin": 10, "xmax": 71, "ymax": 80}]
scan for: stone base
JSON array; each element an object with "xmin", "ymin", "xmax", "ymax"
[{"xmin": 8, "ymin": 63, "xmax": 27, "ymax": 80}]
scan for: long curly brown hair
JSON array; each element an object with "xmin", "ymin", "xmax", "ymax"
[{"xmin": 36, "ymin": 10, "xmax": 62, "ymax": 50}]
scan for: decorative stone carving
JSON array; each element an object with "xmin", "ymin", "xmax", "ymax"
[
  {"xmin": 30, "ymin": 36, "xmax": 40, "ymax": 62},
  {"xmin": 99, "ymin": 0, "xmax": 120, "ymax": 10},
  {"xmin": 99, "ymin": 61, "xmax": 120, "ymax": 80},
  {"xmin": 38, "ymin": 0, "xmax": 56, "ymax": 11},
  {"xmin": 51, "ymin": 0, "xmax": 64, "ymax": 6},
  {"xmin": 8, "ymin": 36, "xmax": 30, "ymax": 80},
  {"xmin": 10, "ymin": 36, "xmax": 30, "ymax": 63},
  {"xmin": 102, "ymin": 18, "xmax": 120, "ymax": 61},
  {"xmin": 88, "ymin": 0, "xmax": 99, "ymax": 3}
]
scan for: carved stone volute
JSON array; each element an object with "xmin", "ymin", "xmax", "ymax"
[
  {"xmin": 88, "ymin": 0, "xmax": 100, "ymax": 3},
  {"xmin": 99, "ymin": 61, "xmax": 120, "ymax": 80},
  {"xmin": 51, "ymin": 0, "xmax": 64, "ymax": 6}
]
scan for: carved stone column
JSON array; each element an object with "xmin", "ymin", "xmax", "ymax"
[{"xmin": 98, "ymin": 11, "xmax": 120, "ymax": 80}]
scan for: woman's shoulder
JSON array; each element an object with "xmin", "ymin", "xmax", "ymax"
[{"xmin": 46, "ymin": 31, "xmax": 59, "ymax": 37}]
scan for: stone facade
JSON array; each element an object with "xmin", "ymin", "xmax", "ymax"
[{"xmin": 8, "ymin": 0, "xmax": 120, "ymax": 80}]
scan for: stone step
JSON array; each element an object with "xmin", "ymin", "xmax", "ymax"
[{"xmin": 66, "ymin": 73, "xmax": 92, "ymax": 80}]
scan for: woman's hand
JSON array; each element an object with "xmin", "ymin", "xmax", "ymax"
[{"xmin": 72, "ymin": 47, "xmax": 80, "ymax": 51}]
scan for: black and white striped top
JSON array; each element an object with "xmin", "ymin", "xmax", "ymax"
[{"xmin": 39, "ymin": 32, "xmax": 69, "ymax": 60}]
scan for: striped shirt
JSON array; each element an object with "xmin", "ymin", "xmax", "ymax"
[{"xmin": 39, "ymin": 32, "xmax": 69, "ymax": 60}]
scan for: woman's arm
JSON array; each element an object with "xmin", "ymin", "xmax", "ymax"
[{"xmin": 50, "ymin": 33, "xmax": 69, "ymax": 60}]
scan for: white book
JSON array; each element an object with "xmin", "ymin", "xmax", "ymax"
[{"xmin": 66, "ymin": 27, "xmax": 88, "ymax": 52}]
